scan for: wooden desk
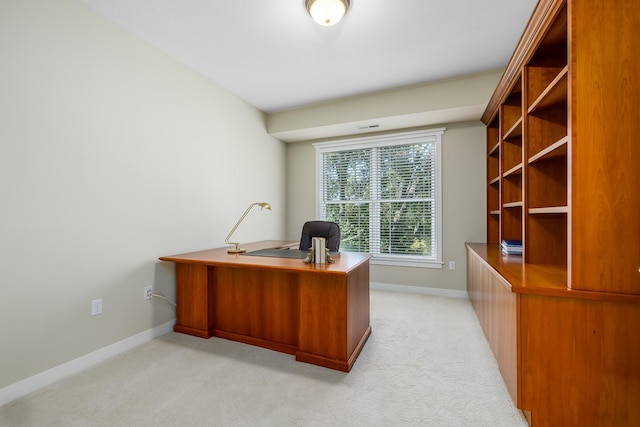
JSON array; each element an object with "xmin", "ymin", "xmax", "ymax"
[{"xmin": 159, "ymin": 240, "xmax": 371, "ymax": 372}]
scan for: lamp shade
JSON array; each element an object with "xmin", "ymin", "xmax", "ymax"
[{"xmin": 306, "ymin": 0, "xmax": 350, "ymax": 26}]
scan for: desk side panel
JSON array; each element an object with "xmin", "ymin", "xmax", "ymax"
[
  {"xmin": 297, "ymin": 260, "xmax": 371, "ymax": 372},
  {"xmin": 347, "ymin": 260, "xmax": 370, "ymax": 358},
  {"xmin": 298, "ymin": 274, "xmax": 348, "ymax": 366},
  {"xmin": 174, "ymin": 263, "xmax": 214, "ymax": 338}
]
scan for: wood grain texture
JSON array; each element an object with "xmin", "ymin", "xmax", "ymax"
[
  {"xmin": 520, "ymin": 294, "xmax": 640, "ymax": 426},
  {"xmin": 161, "ymin": 241, "xmax": 371, "ymax": 372},
  {"xmin": 525, "ymin": 213, "xmax": 567, "ymax": 265},
  {"xmin": 502, "ymin": 205, "xmax": 523, "ymax": 242},
  {"xmin": 173, "ymin": 263, "xmax": 214, "ymax": 338},
  {"xmin": 211, "ymin": 267, "xmax": 299, "ymax": 347},
  {"xmin": 569, "ymin": 0, "xmax": 640, "ymax": 294},
  {"xmin": 346, "ymin": 262, "xmax": 370, "ymax": 358},
  {"xmin": 298, "ymin": 273, "xmax": 349, "ymax": 361},
  {"xmin": 468, "ymin": 244, "xmax": 640, "ymax": 426},
  {"xmin": 467, "ymin": 249, "xmax": 519, "ymax": 405}
]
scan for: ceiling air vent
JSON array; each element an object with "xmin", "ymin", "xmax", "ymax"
[{"xmin": 358, "ymin": 124, "xmax": 380, "ymax": 131}]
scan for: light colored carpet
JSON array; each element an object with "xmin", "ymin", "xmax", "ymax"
[{"xmin": 0, "ymin": 290, "xmax": 528, "ymax": 426}]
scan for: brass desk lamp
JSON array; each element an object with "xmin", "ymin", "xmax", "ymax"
[{"xmin": 225, "ymin": 202, "xmax": 272, "ymax": 254}]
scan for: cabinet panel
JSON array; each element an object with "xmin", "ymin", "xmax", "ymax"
[
  {"xmin": 502, "ymin": 206, "xmax": 523, "ymax": 242},
  {"xmin": 526, "ymin": 105, "xmax": 567, "ymax": 159},
  {"xmin": 488, "ymin": 213, "xmax": 500, "ymax": 244},
  {"xmin": 466, "ymin": 249, "xmax": 518, "ymax": 405},
  {"xmin": 520, "ymin": 295, "xmax": 640, "ymax": 427},
  {"xmin": 525, "ymin": 213, "xmax": 567, "ymax": 265},
  {"xmin": 503, "ymin": 172, "xmax": 523, "ymax": 205},
  {"xmin": 527, "ymin": 157, "xmax": 567, "ymax": 209},
  {"xmin": 501, "ymin": 79, "xmax": 522, "ymax": 135},
  {"xmin": 569, "ymin": 0, "xmax": 640, "ymax": 294},
  {"xmin": 502, "ymin": 136, "xmax": 522, "ymax": 173}
]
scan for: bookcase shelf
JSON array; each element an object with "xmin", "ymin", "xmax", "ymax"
[
  {"xmin": 503, "ymin": 201, "xmax": 523, "ymax": 208},
  {"xmin": 528, "ymin": 136, "xmax": 567, "ymax": 163},
  {"xmin": 501, "ymin": 78, "xmax": 522, "ymax": 135},
  {"xmin": 503, "ymin": 117, "xmax": 523, "ymax": 140},
  {"xmin": 489, "ymin": 141, "xmax": 499, "ymax": 156},
  {"xmin": 528, "ymin": 66, "xmax": 568, "ymax": 114},
  {"xmin": 527, "ymin": 156, "xmax": 566, "ymax": 209},
  {"xmin": 528, "ymin": 206, "xmax": 568, "ymax": 214},
  {"xmin": 503, "ymin": 163, "xmax": 522, "ymax": 178}
]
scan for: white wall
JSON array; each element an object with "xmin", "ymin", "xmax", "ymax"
[
  {"xmin": 0, "ymin": 0, "xmax": 285, "ymax": 390},
  {"xmin": 286, "ymin": 121, "xmax": 486, "ymax": 292}
]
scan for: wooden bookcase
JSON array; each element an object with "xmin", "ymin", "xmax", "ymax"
[
  {"xmin": 472, "ymin": 0, "xmax": 640, "ymax": 425},
  {"xmin": 483, "ymin": 0, "xmax": 640, "ymax": 284}
]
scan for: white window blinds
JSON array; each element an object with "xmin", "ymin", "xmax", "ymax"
[{"xmin": 314, "ymin": 129, "xmax": 444, "ymax": 267}]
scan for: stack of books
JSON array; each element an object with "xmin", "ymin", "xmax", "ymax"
[{"xmin": 501, "ymin": 239, "xmax": 523, "ymax": 255}]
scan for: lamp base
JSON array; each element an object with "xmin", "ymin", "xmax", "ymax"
[{"xmin": 227, "ymin": 248, "xmax": 246, "ymax": 254}]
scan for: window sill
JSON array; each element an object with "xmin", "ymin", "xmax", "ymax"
[{"xmin": 370, "ymin": 257, "xmax": 444, "ymax": 269}]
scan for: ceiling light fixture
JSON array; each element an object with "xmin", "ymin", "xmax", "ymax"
[{"xmin": 305, "ymin": 0, "xmax": 350, "ymax": 26}]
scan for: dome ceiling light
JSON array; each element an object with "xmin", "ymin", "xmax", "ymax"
[{"xmin": 305, "ymin": 0, "xmax": 351, "ymax": 26}]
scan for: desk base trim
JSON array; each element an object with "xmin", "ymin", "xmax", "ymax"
[
  {"xmin": 213, "ymin": 329, "xmax": 298, "ymax": 356},
  {"xmin": 296, "ymin": 326, "xmax": 372, "ymax": 372},
  {"xmin": 174, "ymin": 324, "xmax": 213, "ymax": 339}
]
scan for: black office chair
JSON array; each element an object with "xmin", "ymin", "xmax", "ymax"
[{"xmin": 299, "ymin": 221, "xmax": 341, "ymax": 252}]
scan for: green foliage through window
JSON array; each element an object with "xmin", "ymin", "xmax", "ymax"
[{"xmin": 316, "ymin": 129, "xmax": 443, "ymax": 263}]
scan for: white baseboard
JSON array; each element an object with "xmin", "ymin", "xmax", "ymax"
[
  {"xmin": 0, "ymin": 320, "xmax": 175, "ymax": 407},
  {"xmin": 370, "ymin": 282, "xmax": 468, "ymax": 299}
]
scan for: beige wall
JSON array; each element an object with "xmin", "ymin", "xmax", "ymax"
[
  {"xmin": 0, "ymin": 0, "xmax": 285, "ymax": 390},
  {"xmin": 269, "ymin": 71, "xmax": 501, "ymax": 142},
  {"xmin": 286, "ymin": 121, "xmax": 486, "ymax": 292}
]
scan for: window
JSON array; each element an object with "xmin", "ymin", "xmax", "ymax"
[{"xmin": 314, "ymin": 128, "xmax": 444, "ymax": 268}]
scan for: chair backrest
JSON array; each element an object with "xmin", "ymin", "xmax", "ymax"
[{"xmin": 298, "ymin": 221, "xmax": 341, "ymax": 252}]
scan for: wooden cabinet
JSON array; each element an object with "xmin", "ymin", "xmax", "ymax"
[
  {"xmin": 467, "ymin": 245, "xmax": 640, "ymax": 426},
  {"xmin": 470, "ymin": 0, "xmax": 640, "ymax": 425}
]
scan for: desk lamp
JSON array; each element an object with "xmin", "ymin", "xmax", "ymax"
[{"xmin": 225, "ymin": 202, "xmax": 272, "ymax": 254}]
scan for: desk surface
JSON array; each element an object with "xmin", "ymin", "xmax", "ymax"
[{"xmin": 160, "ymin": 240, "xmax": 370, "ymax": 274}]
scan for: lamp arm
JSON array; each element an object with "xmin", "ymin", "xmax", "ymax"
[{"xmin": 225, "ymin": 203, "xmax": 260, "ymax": 249}]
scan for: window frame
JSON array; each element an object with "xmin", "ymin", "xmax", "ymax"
[{"xmin": 314, "ymin": 128, "xmax": 445, "ymax": 269}]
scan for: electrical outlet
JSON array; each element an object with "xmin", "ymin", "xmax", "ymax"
[
  {"xmin": 449, "ymin": 261, "xmax": 456, "ymax": 270},
  {"xmin": 144, "ymin": 286, "xmax": 153, "ymax": 301},
  {"xmin": 91, "ymin": 298, "xmax": 102, "ymax": 316}
]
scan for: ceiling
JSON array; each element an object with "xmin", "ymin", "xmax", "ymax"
[{"xmin": 80, "ymin": 0, "xmax": 538, "ymax": 114}]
